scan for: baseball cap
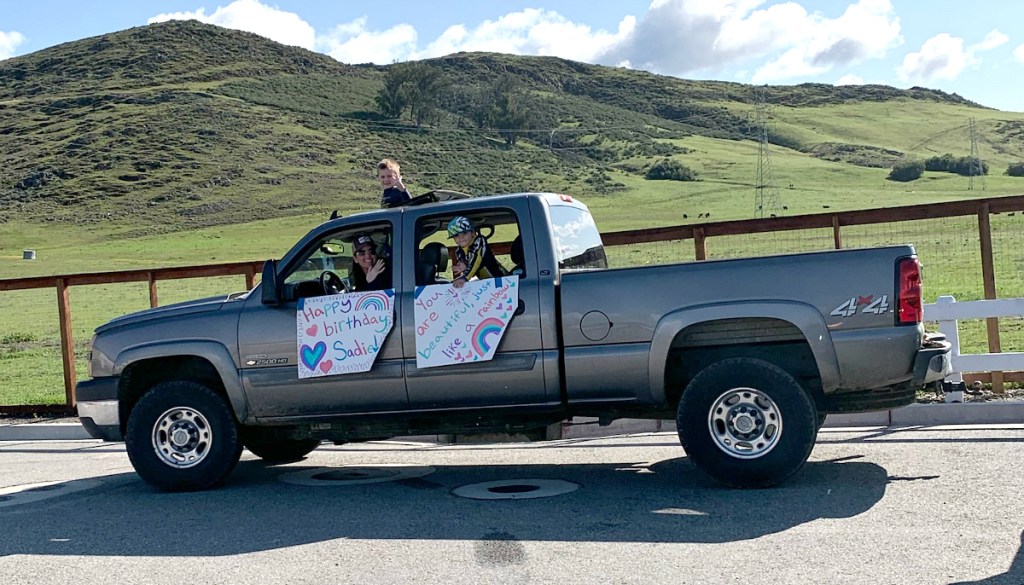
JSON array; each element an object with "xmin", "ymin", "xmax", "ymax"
[{"xmin": 353, "ymin": 233, "xmax": 375, "ymax": 250}]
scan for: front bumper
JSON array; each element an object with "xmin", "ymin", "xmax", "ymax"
[
  {"xmin": 912, "ymin": 334, "xmax": 953, "ymax": 387},
  {"xmin": 76, "ymin": 377, "xmax": 121, "ymax": 441}
]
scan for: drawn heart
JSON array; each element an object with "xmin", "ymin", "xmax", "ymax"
[
  {"xmin": 319, "ymin": 359, "xmax": 333, "ymax": 374},
  {"xmin": 300, "ymin": 341, "xmax": 327, "ymax": 370},
  {"xmin": 500, "ymin": 313, "xmax": 507, "ymax": 319},
  {"xmin": 306, "ymin": 324, "xmax": 318, "ymax": 336}
]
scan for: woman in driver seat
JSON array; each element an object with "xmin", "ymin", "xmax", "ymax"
[{"xmin": 350, "ymin": 233, "xmax": 392, "ymax": 291}]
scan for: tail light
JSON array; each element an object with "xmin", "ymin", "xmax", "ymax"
[{"xmin": 896, "ymin": 256, "xmax": 922, "ymax": 325}]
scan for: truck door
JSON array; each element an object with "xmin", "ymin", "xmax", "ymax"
[
  {"xmin": 400, "ymin": 201, "xmax": 557, "ymax": 411},
  {"xmin": 236, "ymin": 220, "xmax": 408, "ymax": 419}
]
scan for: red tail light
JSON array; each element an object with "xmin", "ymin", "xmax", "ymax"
[{"xmin": 897, "ymin": 257, "xmax": 922, "ymax": 325}]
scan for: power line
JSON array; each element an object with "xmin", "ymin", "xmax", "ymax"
[{"xmin": 968, "ymin": 117, "xmax": 985, "ymax": 191}]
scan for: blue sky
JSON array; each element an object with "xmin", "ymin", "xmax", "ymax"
[{"xmin": 2, "ymin": 0, "xmax": 1023, "ymax": 112}]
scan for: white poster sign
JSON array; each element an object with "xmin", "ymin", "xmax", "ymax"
[
  {"xmin": 296, "ymin": 290, "xmax": 395, "ymax": 378},
  {"xmin": 414, "ymin": 276, "xmax": 519, "ymax": 369}
]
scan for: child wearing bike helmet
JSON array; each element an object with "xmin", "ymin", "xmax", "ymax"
[{"xmin": 447, "ymin": 216, "xmax": 507, "ymax": 289}]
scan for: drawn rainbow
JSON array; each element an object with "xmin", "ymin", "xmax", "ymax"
[
  {"xmin": 472, "ymin": 317, "xmax": 506, "ymax": 356},
  {"xmin": 355, "ymin": 292, "xmax": 391, "ymax": 312}
]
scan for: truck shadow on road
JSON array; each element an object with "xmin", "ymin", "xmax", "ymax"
[{"xmin": 0, "ymin": 455, "xmax": 895, "ymax": 557}]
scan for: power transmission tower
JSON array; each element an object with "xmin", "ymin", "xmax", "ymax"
[
  {"xmin": 753, "ymin": 86, "xmax": 783, "ymax": 218},
  {"xmin": 968, "ymin": 117, "xmax": 985, "ymax": 191}
]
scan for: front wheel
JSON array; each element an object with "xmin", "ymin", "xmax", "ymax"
[
  {"xmin": 125, "ymin": 381, "xmax": 243, "ymax": 492},
  {"xmin": 677, "ymin": 357, "xmax": 817, "ymax": 488},
  {"xmin": 242, "ymin": 431, "xmax": 321, "ymax": 463}
]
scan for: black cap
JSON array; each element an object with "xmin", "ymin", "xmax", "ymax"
[{"xmin": 353, "ymin": 233, "xmax": 374, "ymax": 250}]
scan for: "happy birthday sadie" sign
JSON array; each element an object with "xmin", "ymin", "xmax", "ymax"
[
  {"xmin": 413, "ymin": 276, "xmax": 519, "ymax": 369},
  {"xmin": 296, "ymin": 290, "xmax": 395, "ymax": 378}
]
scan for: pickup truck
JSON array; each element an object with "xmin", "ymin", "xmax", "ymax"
[{"xmin": 76, "ymin": 192, "xmax": 951, "ymax": 492}]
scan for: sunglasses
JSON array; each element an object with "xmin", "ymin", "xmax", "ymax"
[{"xmin": 355, "ymin": 247, "xmax": 376, "ymax": 256}]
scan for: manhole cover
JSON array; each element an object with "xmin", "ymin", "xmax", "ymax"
[
  {"xmin": 278, "ymin": 465, "xmax": 435, "ymax": 486},
  {"xmin": 453, "ymin": 479, "xmax": 580, "ymax": 500}
]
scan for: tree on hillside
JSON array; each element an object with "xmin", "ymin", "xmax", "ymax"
[
  {"xmin": 888, "ymin": 159, "xmax": 925, "ymax": 182},
  {"xmin": 1007, "ymin": 162, "xmax": 1024, "ymax": 177},
  {"xmin": 482, "ymin": 75, "xmax": 531, "ymax": 146},
  {"xmin": 645, "ymin": 158, "xmax": 698, "ymax": 181},
  {"xmin": 374, "ymin": 62, "xmax": 448, "ymax": 125},
  {"xmin": 375, "ymin": 67, "xmax": 408, "ymax": 119}
]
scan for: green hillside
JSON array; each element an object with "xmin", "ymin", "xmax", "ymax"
[{"xmin": 2, "ymin": 19, "xmax": 1024, "ymax": 278}]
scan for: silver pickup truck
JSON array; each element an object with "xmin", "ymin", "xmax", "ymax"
[{"xmin": 77, "ymin": 192, "xmax": 951, "ymax": 491}]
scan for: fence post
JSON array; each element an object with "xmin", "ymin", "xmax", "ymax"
[
  {"xmin": 977, "ymin": 203, "xmax": 1003, "ymax": 392},
  {"xmin": 148, "ymin": 272, "xmax": 159, "ymax": 308},
  {"xmin": 935, "ymin": 296, "xmax": 965, "ymax": 403},
  {"xmin": 832, "ymin": 215, "xmax": 842, "ymax": 249},
  {"xmin": 56, "ymin": 278, "xmax": 77, "ymax": 410},
  {"xmin": 693, "ymin": 227, "xmax": 707, "ymax": 260},
  {"xmin": 245, "ymin": 266, "xmax": 256, "ymax": 290}
]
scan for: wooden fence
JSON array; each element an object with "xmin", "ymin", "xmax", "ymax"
[{"xmin": 2, "ymin": 193, "xmax": 1024, "ymax": 414}]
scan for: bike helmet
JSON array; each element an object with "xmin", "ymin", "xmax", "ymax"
[{"xmin": 447, "ymin": 216, "xmax": 475, "ymax": 238}]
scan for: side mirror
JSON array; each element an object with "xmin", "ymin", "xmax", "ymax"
[{"xmin": 261, "ymin": 259, "xmax": 280, "ymax": 306}]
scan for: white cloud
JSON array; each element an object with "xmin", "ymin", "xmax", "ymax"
[
  {"xmin": 148, "ymin": 0, "xmax": 315, "ymax": 50},
  {"xmin": 897, "ymin": 33, "xmax": 966, "ymax": 82},
  {"xmin": 316, "ymin": 17, "xmax": 417, "ymax": 64},
  {"xmin": 835, "ymin": 73, "xmax": 864, "ymax": 85},
  {"xmin": 897, "ymin": 29, "xmax": 1005, "ymax": 83},
  {"xmin": 596, "ymin": 0, "xmax": 901, "ymax": 83},
  {"xmin": 973, "ymin": 29, "xmax": 1008, "ymax": 52},
  {"xmin": 1015, "ymin": 43, "xmax": 1024, "ymax": 63},
  {"xmin": 417, "ymin": 8, "xmax": 635, "ymax": 63},
  {"xmin": 0, "ymin": 30, "xmax": 26, "ymax": 61}
]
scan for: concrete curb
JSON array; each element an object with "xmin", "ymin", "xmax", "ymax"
[{"xmin": 2, "ymin": 402, "xmax": 1023, "ymax": 442}]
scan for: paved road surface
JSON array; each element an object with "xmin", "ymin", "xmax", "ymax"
[{"xmin": 1, "ymin": 426, "xmax": 1022, "ymax": 584}]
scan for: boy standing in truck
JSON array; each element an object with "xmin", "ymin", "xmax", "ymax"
[
  {"xmin": 447, "ymin": 216, "xmax": 507, "ymax": 288},
  {"xmin": 377, "ymin": 158, "xmax": 412, "ymax": 208}
]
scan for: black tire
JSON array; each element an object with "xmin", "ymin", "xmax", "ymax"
[
  {"xmin": 816, "ymin": 412, "xmax": 828, "ymax": 431},
  {"xmin": 125, "ymin": 380, "xmax": 243, "ymax": 492},
  {"xmin": 242, "ymin": 432, "xmax": 321, "ymax": 463},
  {"xmin": 676, "ymin": 357, "xmax": 818, "ymax": 489}
]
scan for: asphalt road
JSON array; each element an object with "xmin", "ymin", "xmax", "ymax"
[{"xmin": 1, "ymin": 426, "xmax": 1023, "ymax": 585}]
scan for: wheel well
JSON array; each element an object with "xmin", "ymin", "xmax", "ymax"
[
  {"xmin": 118, "ymin": 356, "xmax": 229, "ymax": 434},
  {"xmin": 664, "ymin": 317, "xmax": 823, "ymax": 407}
]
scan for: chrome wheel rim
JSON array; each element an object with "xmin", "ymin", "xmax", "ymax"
[
  {"xmin": 151, "ymin": 406, "xmax": 213, "ymax": 469},
  {"xmin": 707, "ymin": 387, "xmax": 782, "ymax": 459}
]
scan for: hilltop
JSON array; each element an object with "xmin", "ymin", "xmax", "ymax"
[{"xmin": 1, "ymin": 19, "xmax": 1023, "ymax": 240}]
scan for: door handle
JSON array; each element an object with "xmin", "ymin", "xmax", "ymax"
[{"xmin": 514, "ymin": 300, "xmax": 526, "ymax": 316}]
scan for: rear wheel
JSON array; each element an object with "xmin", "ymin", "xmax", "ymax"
[
  {"xmin": 677, "ymin": 357, "xmax": 817, "ymax": 488},
  {"xmin": 125, "ymin": 380, "xmax": 242, "ymax": 492}
]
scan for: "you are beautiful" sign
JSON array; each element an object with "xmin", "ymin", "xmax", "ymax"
[{"xmin": 413, "ymin": 276, "xmax": 519, "ymax": 369}]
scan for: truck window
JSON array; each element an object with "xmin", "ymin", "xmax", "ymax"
[{"xmin": 549, "ymin": 205, "xmax": 608, "ymax": 271}]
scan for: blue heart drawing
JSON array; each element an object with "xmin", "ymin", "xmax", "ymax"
[
  {"xmin": 500, "ymin": 313, "xmax": 507, "ymax": 319},
  {"xmin": 300, "ymin": 341, "xmax": 327, "ymax": 370}
]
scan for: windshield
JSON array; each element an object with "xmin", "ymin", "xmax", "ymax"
[{"xmin": 548, "ymin": 204, "xmax": 607, "ymax": 271}]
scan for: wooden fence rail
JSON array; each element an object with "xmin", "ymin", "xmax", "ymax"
[{"xmin": 2, "ymin": 193, "xmax": 1024, "ymax": 413}]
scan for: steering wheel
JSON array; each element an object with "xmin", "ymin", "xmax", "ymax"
[{"xmin": 319, "ymin": 270, "xmax": 350, "ymax": 295}]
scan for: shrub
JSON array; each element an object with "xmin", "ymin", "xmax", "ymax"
[
  {"xmin": 924, "ymin": 153, "xmax": 988, "ymax": 176},
  {"xmin": 645, "ymin": 158, "xmax": 698, "ymax": 181},
  {"xmin": 888, "ymin": 159, "xmax": 924, "ymax": 182},
  {"xmin": 1007, "ymin": 162, "xmax": 1024, "ymax": 177}
]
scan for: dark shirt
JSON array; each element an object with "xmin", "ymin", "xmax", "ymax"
[
  {"xmin": 351, "ymin": 262, "xmax": 393, "ymax": 291},
  {"xmin": 454, "ymin": 235, "xmax": 507, "ymax": 283},
  {"xmin": 381, "ymin": 187, "xmax": 411, "ymax": 208}
]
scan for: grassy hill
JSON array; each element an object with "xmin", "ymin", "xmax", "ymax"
[{"xmin": 2, "ymin": 19, "xmax": 1024, "ymax": 278}]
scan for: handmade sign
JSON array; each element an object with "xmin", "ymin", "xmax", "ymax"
[
  {"xmin": 414, "ymin": 276, "xmax": 519, "ymax": 369},
  {"xmin": 296, "ymin": 290, "xmax": 394, "ymax": 378}
]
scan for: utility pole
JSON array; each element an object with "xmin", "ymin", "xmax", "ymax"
[
  {"xmin": 754, "ymin": 86, "xmax": 783, "ymax": 218},
  {"xmin": 968, "ymin": 117, "xmax": 985, "ymax": 191}
]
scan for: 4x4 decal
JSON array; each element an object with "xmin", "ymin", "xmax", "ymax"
[{"xmin": 830, "ymin": 294, "xmax": 890, "ymax": 317}]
